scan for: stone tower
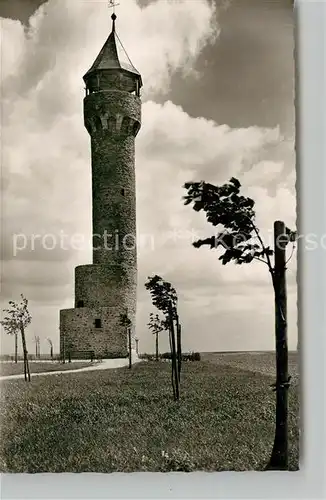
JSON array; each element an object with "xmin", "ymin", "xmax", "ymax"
[{"xmin": 60, "ymin": 13, "xmax": 142, "ymax": 359}]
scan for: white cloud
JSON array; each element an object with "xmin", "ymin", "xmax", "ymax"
[{"xmin": 0, "ymin": 0, "xmax": 296, "ymax": 355}]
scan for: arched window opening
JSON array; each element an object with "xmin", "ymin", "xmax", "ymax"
[{"xmin": 133, "ymin": 121, "xmax": 140, "ymax": 136}]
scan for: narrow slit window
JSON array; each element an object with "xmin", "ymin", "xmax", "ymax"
[
  {"xmin": 94, "ymin": 116, "xmax": 102, "ymax": 132},
  {"xmin": 121, "ymin": 188, "xmax": 125, "ymax": 196},
  {"xmin": 95, "ymin": 319, "xmax": 102, "ymax": 329}
]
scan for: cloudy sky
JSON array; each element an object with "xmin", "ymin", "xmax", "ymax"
[{"xmin": 0, "ymin": 0, "xmax": 296, "ymax": 355}]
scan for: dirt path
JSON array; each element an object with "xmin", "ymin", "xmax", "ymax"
[{"xmin": 0, "ymin": 354, "xmax": 142, "ymax": 381}]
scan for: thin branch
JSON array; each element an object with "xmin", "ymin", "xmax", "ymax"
[
  {"xmin": 239, "ymin": 212, "xmax": 274, "ymax": 277},
  {"xmin": 250, "ymin": 222, "xmax": 274, "ymax": 273},
  {"xmin": 253, "ymin": 256, "xmax": 270, "ymax": 266},
  {"xmin": 285, "ymin": 243, "xmax": 296, "ymax": 265}
]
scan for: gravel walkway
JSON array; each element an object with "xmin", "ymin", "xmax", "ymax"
[{"xmin": 0, "ymin": 353, "xmax": 142, "ymax": 381}]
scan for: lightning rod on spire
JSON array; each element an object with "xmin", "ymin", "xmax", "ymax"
[
  {"xmin": 109, "ymin": 0, "xmax": 120, "ymax": 15},
  {"xmin": 109, "ymin": 0, "xmax": 119, "ymax": 31}
]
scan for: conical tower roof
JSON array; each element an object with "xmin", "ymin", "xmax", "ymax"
[{"xmin": 83, "ymin": 14, "xmax": 142, "ymax": 87}]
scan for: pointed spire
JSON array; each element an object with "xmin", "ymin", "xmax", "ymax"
[{"xmin": 83, "ymin": 11, "xmax": 142, "ymax": 88}]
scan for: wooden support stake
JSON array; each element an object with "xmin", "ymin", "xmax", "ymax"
[{"xmin": 267, "ymin": 220, "xmax": 289, "ymax": 470}]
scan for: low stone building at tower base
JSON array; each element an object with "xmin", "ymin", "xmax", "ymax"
[{"xmin": 60, "ymin": 307, "xmax": 129, "ymax": 359}]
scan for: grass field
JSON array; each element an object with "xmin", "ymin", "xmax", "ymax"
[
  {"xmin": 0, "ymin": 361, "xmax": 97, "ymax": 377},
  {"xmin": 0, "ymin": 355, "xmax": 299, "ymax": 473},
  {"xmin": 201, "ymin": 351, "xmax": 299, "ymax": 380}
]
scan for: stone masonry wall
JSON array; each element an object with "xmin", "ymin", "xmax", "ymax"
[
  {"xmin": 74, "ymin": 263, "xmax": 136, "ymax": 329},
  {"xmin": 60, "ymin": 306, "xmax": 128, "ymax": 359},
  {"xmin": 59, "ymin": 88, "xmax": 140, "ymax": 358},
  {"xmin": 84, "ymin": 90, "xmax": 140, "ymax": 268},
  {"xmin": 91, "ymin": 135, "xmax": 137, "ymax": 268}
]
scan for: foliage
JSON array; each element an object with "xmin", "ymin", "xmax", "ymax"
[
  {"xmin": 191, "ymin": 352, "xmax": 201, "ymax": 361},
  {"xmin": 147, "ymin": 313, "xmax": 166, "ymax": 335},
  {"xmin": 145, "ymin": 275, "xmax": 178, "ymax": 319},
  {"xmin": 145, "ymin": 275, "xmax": 181, "ymax": 398},
  {"xmin": 139, "ymin": 352, "xmax": 201, "ymax": 362},
  {"xmin": 0, "ymin": 355, "xmax": 299, "ymax": 472},
  {"xmin": 119, "ymin": 312, "xmax": 132, "ymax": 328},
  {"xmin": 1, "ymin": 295, "xmax": 32, "ymax": 381},
  {"xmin": 0, "ymin": 295, "xmax": 31, "ymax": 335},
  {"xmin": 184, "ymin": 177, "xmax": 297, "ymax": 469},
  {"xmin": 183, "ymin": 178, "xmax": 296, "ymax": 269}
]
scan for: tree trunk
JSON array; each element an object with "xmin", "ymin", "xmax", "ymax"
[
  {"xmin": 14, "ymin": 333, "xmax": 18, "ymax": 363},
  {"xmin": 50, "ymin": 346, "xmax": 53, "ymax": 361},
  {"xmin": 26, "ymin": 355, "xmax": 31, "ymax": 382},
  {"xmin": 176, "ymin": 317, "xmax": 182, "ymax": 383},
  {"xmin": 267, "ymin": 220, "xmax": 289, "ymax": 470},
  {"xmin": 169, "ymin": 301, "xmax": 179, "ymax": 401},
  {"xmin": 155, "ymin": 331, "xmax": 159, "ymax": 361},
  {"xmin": 20, "ymin": 326, "xmax": 31, "ymax": 382},
  {"xmin": 128, "ymin": 327, "xmax": 132, "ymax": 369},
  {"xmin": 168, "ymin": 325, "xmax": 176, "ymax": 400}
]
